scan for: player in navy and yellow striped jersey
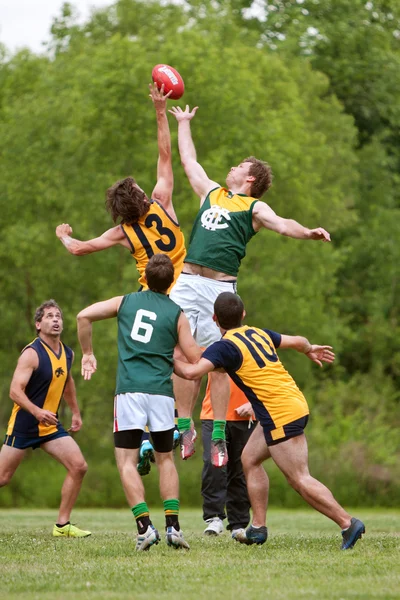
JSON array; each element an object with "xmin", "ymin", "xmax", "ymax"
[
  {"xmin": 0, "ymin": 300, "xmax": 90, "ymax": 538},
  {"xmin": 174, "ymin": 292, "xmax": 366, "ymax": 551},
  {"xmin": 55, "ymin": 83, "xmax": 186, "ymax": 294},
  {"xmin": 168, "ymin": 104, "xmax": 332, "ymax": 464}
]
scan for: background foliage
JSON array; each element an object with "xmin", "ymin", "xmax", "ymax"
[{"xmin": 0, "ymin": 0, "xmax": 399, "ymax": 508}]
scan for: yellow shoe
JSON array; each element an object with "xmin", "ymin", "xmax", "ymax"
[{"xmin": 53, "ymin": 523, "xmax": 91, "ymax": 538}]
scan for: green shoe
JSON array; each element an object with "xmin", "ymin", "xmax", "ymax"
[{"xmin": 53, "ymin": 523, "xmax": 91, "ymax": 538}]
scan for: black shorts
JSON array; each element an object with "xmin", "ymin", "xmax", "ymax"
[
  {"xmin": 114, "ymin": 428, "xmax": 174, "ymax": 453},
  {"xmin": 264, "ymin": 415, "xmax": 309, "ymax": 446}
]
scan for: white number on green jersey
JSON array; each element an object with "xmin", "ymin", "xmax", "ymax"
[{"xmin": 130, "ymin": 309, "xmax": 157, "ymax": 343}]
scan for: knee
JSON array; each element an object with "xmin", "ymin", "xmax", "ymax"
[
  {"xmin": 286, "ymin": 473, "xmax": 309, "ymax": 493},
  {"xmin": 71, "ymin": 460, "xmax": 88, "ymax": 480},
  {"xmin": 0, "ymin": 472, "xmax": 12, "ymax": 487}
]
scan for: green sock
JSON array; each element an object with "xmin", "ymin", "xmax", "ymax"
[
  {"xmin": 178, "ymin": 417, "xmax": 191, "ymax": 433},
  {"xmin": 211, "ymin": 420, "xmax": 226, "ymax": 441},
  {"xmin": 132, "ymin": 502, "xmax": 150, "ymax": 520},
  {"xmin": 164, "ymin": 499, "xmax": 180, "ymax": 529}
]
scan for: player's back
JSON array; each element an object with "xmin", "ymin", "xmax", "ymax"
[
  {"xmin": 116, "ymin": 290, "xmax": 181, "ymax": 398},
  {"xmin": 121, "ymin": 201, "xmax": 186, "ymax": 292},
  {"xmin": 223, "ymin": 326, "xmax": 309, "ymax": 428}
]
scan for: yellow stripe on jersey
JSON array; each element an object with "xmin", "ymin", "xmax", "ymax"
[
  {"xmin": 224, "ymin": 326, "xmax": 309, "ymax": 429},
  {"xmin": 122, "ymin": 201, "xmax": 186, "ymax": 293},
  {"xmin": 208, "ymin": 187, "xmax": 256, "ymax": 213},
  {"xmin": 38, "ymin": 342, "xmax": 68, "ymax": 437}
]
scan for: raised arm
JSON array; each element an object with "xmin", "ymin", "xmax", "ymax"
[
  {"xmin": 77, "ymin": 296, "xmax": 123, "ymax": 380},
  {"xmin": 56, "ymin": 223, "xmax": 130, "ymax": 256},
  {"xmin": 279, "ymin": 334, "xmax": 335, "ymax": 367},
  {"xmin": 169, "ymin": 105, "xmax": 219, "ymax": 204},
  {"xmin": 149, "ymin": 83, "xmax": 176, "ymax": 217},
  {"xmin": 9, "ymin": 349, "xmax": 58, "ymax": 426},
  {"xmin": 252, "ymin": 201, "xmax": 331, "ymax": 241},
  {"xmin": 176, "ymin": 313, "xmax": 203, "ymax": 364}
]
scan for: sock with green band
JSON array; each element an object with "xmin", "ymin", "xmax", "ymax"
[
  {"xmin": 211, "ymin": 420, "xmax": 226, "ymax": 441},
  {"xmin": 177, "ymin": 417, "xmax": 191, "ymax": 433},
  {"xmin": 164, "ymin": 498, "xmax": 180, "ymax": 530},
  {"xmin": 132, "ymin": 502, "xmax": 151, "ymax": 534}
]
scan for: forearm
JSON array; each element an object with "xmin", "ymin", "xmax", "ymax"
[
  {"xmin": 174, "ymin": 359, "xmax": 198, "ymax": 379},
  {"xmin": 156, "ymin": 110, "xmax": 172, "ymax": 161},
  {"xmin": 279, "ymin": 219, "xmax": 311, "ymax": 239},
  {"xmin": 178, "ymin": 120, "xmax": 197, "ymax": 164},
  {"xmin": 58, "ymin": 236, "xmax": 92, "ymax": 256},
  {"xmin": 9, "ymin": 388, "xmax": 40, "ymax": 418},
  {"xmin": 63, "ymin": 388, "xmax": 81, "ymax": 416},
  {"xmin": 77, "ymin": 317, "xmax": 94, "ymax": 355},
  {"xmin": 294, "ymin": 336, "xmax": 312, "ymax": 354}
]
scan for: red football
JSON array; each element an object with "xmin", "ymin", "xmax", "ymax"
[{"xmin": 152, "ymin": 64, "xmax": 185, "ymax": 100}]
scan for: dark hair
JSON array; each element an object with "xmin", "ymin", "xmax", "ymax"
[
  {"xmin": 34, "ymin": 300, "xmax": 63, "ymax": 333},
  {"xmin": 106, "ymin": 177, "xmax": 150, "ymax": 225},
  {"xmin": 214, "ymin": 292, "xmax": 244, "ymax": 330},
  {"xmin": 145, "ymin": 254, "xmax": 175, "ymax": 293},
  {"xmin": 242, "ymin": 156, "xmax": 273, "ymax": 198}
]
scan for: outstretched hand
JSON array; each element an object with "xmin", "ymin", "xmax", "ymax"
[
  {"xmin": 168, "ymin": 105, "xmax": 198, "ymax": 122},
  {"xmin": 81, "ymin": 353, "xmax": 97, "ymax": 380},
  {"xmin": 306, "ymin": 345, "xmax": 335, "ymax": 367},
  {"xmin": 308, "ymin": 227, "xmax": 331, "ymax": 242},
  {"xmin": 149, "ymin": 82, "xmax": 172, "ymax": 111}
]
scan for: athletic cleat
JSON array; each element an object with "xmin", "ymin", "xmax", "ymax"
[
  {"xmin": 232, "ymin": 524, "xmax": 268, "ymax": 546},
  {"xmin": 210, "ymin": 439, "xmax": 228, "ymax": 467},
  {"xmin": 52, "ymin": 523, "xmax": 91, "ymax": 538},
  {"xmin": 341, "ymin": 517, "xmax": 365, "ymax": 550},
  {"xmin": 172, "ymin": 429, "xmax": 181, "ymax": 450},
  {"xmin": 231, "ymin": 527, "xmax": 246, "ymax": 540},
  {"xmin": 166, "ymin": 526, "xmax": 190, "ymax": 549},
  {"xmin": 180, "ymin": 427, "xmax": 197, "ymax": 460},
  {"xmin": 136, "ymin": 524, "xmax": 160, "ymax": 551},
  {"xmin": 203, "ymin": 517, "xmax": 224, "ymax": 536},
  {"xmin": 137, "ymin": 440, "xmax": 155, "ymax": 476}
]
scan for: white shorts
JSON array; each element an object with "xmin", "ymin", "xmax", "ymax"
[
  {"xmin": 169, "ymin": 273, "xmax": 237, "ymax": 347},
  {"xmin": 113, "ymin": 393, "xmax": 175, "ymax": 433}
]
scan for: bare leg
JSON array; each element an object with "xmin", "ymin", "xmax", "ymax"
[
  {"xmin": 270, "ymin": 434, "xmax": 351, "ymax": 529},
  {"xmin": 209, "ymin": 371, "xmax": 230, "ymax": 421},
  {"xmin": 42, "ymin": 436, "xmax": 88, "ymax": 524},
  {"xmin": 114, "ymin": 447, "xmax": 145, "ymax": 507},
  {"xmin": 173, "ymin": 373, "xmax": 201, "ymax": 418},
  {"xmin": 0, "ymin": 444, "xmax": 26, "ymax": 487},
  {"xmin": 154, "ymin": 451, "xmax": 179, "ymax": 500},
  {"xmin": 241, "ymin": 423, "xmax": 271, "ymax": 527}
]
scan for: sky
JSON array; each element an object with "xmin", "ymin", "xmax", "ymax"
[{"xmin": 0, "ymin": 0, "xmax": 112, "ymax": 54}]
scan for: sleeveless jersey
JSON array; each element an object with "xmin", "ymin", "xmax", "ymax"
[
  {"xmin": 116, "ymin": 290, "xmax": 181, "ymax": 397},
  {"xmin": 7, "ymin": 337, "xmax": 73, "ymax": 438},
  {"xmin": 121, "ymin": 200, "xmax": 186, "ymax": 292},
  {"xmin": 203, "ymin": 325, "xmax": 309, "ymax": 432},
  {"xmin": 185, "ymin": 187, "xmax": 258, "ymax": 276}
]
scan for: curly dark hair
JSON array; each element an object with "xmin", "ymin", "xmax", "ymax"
[
  {"xmin": 106, "ymin": 177, "xmax": 150, "ymax": 225},
  {"xmin": 242, "ymin": 156, "xmax": 273, "ymax": 199}
]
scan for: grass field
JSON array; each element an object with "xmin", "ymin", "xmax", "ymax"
[{"xmin": 0, "ymin": 508, "xmax": 399, "ymax": 600}]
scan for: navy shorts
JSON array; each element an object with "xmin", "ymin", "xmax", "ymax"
[
  {"xmin": 3, "ymin": 426, "xmax": 69, "ymax": 450},
  {"xmin": 264, "ymin": 415, "xmax": 309, "ymax": 446}
]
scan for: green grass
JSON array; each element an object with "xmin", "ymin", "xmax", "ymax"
[{"xmin": 0, "ymin": 509, "xmax": 399, "ymax": 599}]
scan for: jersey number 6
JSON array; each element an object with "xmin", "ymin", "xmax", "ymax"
[{"xmin": 130, "ymin": 309, "xmax": 157, "ymax": 343}]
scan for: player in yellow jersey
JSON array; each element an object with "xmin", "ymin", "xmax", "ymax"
[
  {"xmin": 168, "ymin": 104, "xmax": 331, "ymax": 465},
  {"xmin": 174, "ymin": 292, "xmax": 365, "ymax": 551},
  {"xmin": 0, "ymin": 300, "xmax": 90, "ymax": 538},
  {"xmin": 55, "ymin": 83, "xmax": 186, "ymax": 294}
]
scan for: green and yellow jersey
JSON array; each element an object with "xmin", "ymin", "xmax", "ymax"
[
  {"xmin": 116, "ymin": 290, "xmax": 181, "ymax": 398},
  {"xmin": 202, "ymin": 326, "xmax": 309, "ymax": 440},
  {"xmin": 7, "ymin": 337, "xmax": 73, "ymax": 438},
  {"xmin": 185, "ymin": 187, "xmax": 258, "ymax": 276},
  {"xmin": 121, "ymin": 200, "xmax": 186, "ymax": 293}
]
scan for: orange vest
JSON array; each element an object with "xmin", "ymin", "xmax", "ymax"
[{"xmin": 200, "ymin": 375, "xmax": 256, "ymax": 421}]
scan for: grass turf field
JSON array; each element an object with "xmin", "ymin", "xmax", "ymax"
[{"xmin": 0, "ymin": 508, "xmax": 399, "ymax": 600}]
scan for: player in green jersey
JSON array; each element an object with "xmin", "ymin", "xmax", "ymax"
[
  {"xmin": 168, "ymin": 104, "xmax": 331, "ymax": 466},
  {"xmin": 77, "ymin": 254, "xmax": 202, "ymax": 551}
]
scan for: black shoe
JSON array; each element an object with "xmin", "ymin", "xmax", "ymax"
[{"xmin": 341, "ymin": 517, "xmax": 365, "ymax": 550}]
